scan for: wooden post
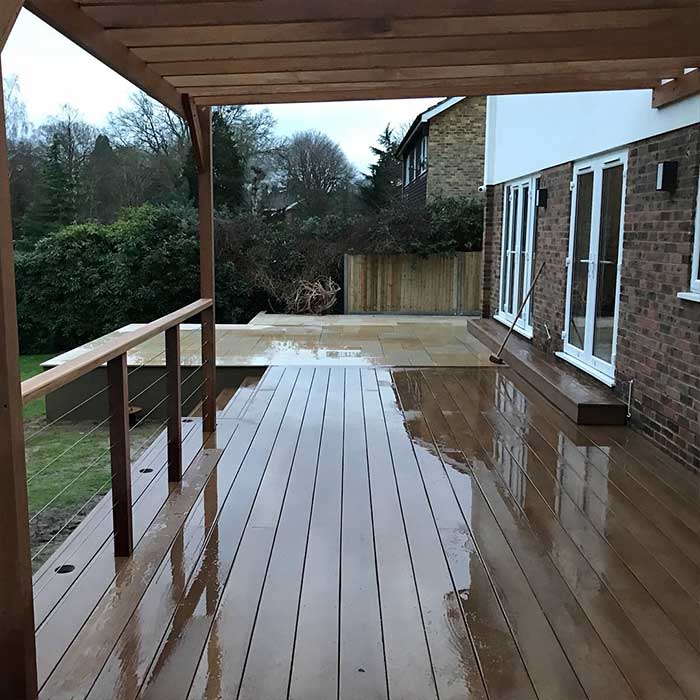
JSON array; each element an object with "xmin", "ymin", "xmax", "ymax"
[
  {"xmin": 0, "ymin": 56, "xmax": 39, "ymax": 700},
  {"xmin": 165, "ymin": 325, "xmax": 182, "ymax": 481},
  {"xmin": 107, "ymin": 353, "xmax": 133, "ymax": 557},
  {"xmin": 197, "ymin": 106, "xmax": 216, "ymax": 436}
]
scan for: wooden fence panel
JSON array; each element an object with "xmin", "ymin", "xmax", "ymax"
[{"xmin": 344, "ymin": 252, "xmax": 481, "ymax": 315}]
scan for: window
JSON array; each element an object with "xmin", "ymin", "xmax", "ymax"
[
  {"xmin": 691, "ymin": 173, "xmax": 700, "ymax": 293},
  {"xmin": 403, "ymin": 136, "xmax": 428, "ymax": 186},
  {"xmin": 496, "ymin": 176, "xmax": 537, "ymax": 337}
]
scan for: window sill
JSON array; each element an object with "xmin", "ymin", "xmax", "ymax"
[
  {"xmin": 677, "ymin": 291, "xmax": 700, "ymax": 303},
  {"xmin": 493, "ymin": 314, "xmax": 534, "ymax": 339},
  {"xmin": 555, "ymin": 351, "xmax": 616, "ymax": 387}
]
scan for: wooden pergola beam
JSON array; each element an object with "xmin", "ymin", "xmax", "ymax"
[
  {"xmin": 106, "ymin": 7, "xmax": 700, "ymax": 47},
  {"xmin": 0, "ymin": 0, "xmax": 24, "ymax": 49},
  {"xmin": 652, "ymin": 68, "xmax": 700, "ymax": 107},
  {"xmin": 162, "ymin": 59, "xmax": 696, "ymax": 90},
  {"xmin": 191, "ymin": 74, "xmax": 660, "ymax": 106},
  {"xmin": 182, "ymin": 94, "xmax": 204, "ymax": 173},
  {"xmin": 80, "ymin": 1, "xmax": 700, "ymax": 28},
  {"xmin": 130, "ymin": 27, "xmax": 700, "ymax": 64},
  {"xmin": 25, "ymin": 0, "xmax": 185, "ymax": 116}
]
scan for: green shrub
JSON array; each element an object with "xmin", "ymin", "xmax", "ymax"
[{"xmin": 15, "ymin": 204, "xmax": 253, "ymax": 354}]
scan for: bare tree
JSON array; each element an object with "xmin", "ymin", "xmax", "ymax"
[
  {"xmin": 276, "ymin": 130, "xmax": 355, "ymax": 216},
  {"xmin": 107, "ymin": 91, "xmax": 188, "ymax": 156}
]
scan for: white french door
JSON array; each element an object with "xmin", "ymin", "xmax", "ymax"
[
  {"xmin": 562, "ymin": 150, "xmax": 627, "ymax": 383},
  {"xmin": 497, "ymin": 177, "xmax": 536, "ymax": 336}
]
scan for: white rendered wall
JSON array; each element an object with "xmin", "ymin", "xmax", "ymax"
[{"xmin": 484, "ymin": 90, "xmax": 700, "ymax": 185}]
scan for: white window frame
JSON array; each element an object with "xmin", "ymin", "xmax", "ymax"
[
  {"xmin": 495, "ymin": 175, "xmax": 537, "ymax": 339},
  {"xmin": 689, "ymin": 173, "xmax": 700, "ymax": 294},
  {"xmin": 420, "ymin": 135, "xmax": 428, "ymax": 174},
  {"xmin": 559, "ymin": 149, "xmax": 627, "ymax": 387}
]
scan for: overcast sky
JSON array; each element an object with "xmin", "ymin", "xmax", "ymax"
[{"xmin": 2, "ymin": 9, "xmax": 439, "ymax": 171}]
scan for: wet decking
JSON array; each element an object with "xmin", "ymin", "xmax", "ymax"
[
  {"xmin": 43, "ymin": 314, "xmax": 493, "ymax": 369},
  {"xmin": 37, "ymin": 366, "xmax": 700, "ymax": 699}
]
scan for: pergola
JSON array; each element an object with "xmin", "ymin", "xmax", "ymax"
[{"xmin": 0, "ymin": 1, "xmax": 698, "ymax": 698}]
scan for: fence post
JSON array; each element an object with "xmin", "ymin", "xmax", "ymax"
[
  {"xmin": 166, "ymin": 325, "xmax": 182, "ymax": 482},
  {"xmin": 107, "ymin": 353, "xmax": 133, "ymax": 557}
]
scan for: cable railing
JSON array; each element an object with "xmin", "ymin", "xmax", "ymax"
[{"xmin": 22, "ymin": 299, "xmax": 216, "ymax": 568}]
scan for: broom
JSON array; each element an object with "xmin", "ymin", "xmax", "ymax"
[{"xmin": 490, "ymin": 261, "xmax": 546, "ymax": 365}]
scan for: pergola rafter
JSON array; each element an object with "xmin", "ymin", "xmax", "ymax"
[{"xmin": 18, "ymin": 0, "xmax": 700, "ymax": 107}]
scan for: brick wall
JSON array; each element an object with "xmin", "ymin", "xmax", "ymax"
[
  {"xmin": 616, "ymin": 124, "xmax": 700, "ymax": 472},
  {"xmin": 427, "ymin": 97, "xmax": 486, "ymax": 200},
  {"xmin": 484, "ymin": 123, "xmax": 700, "ymax": 473}
]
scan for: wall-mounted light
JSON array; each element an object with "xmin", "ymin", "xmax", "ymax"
[
  {"xmin": 656, "ymin": 161, "xmax": 678, "ymax": 192},
  {"xmin": 536, "ymin": 187, "xmax": 548, "ymax": 208}
]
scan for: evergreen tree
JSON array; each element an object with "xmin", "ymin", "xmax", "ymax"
[
  {"xmin": 185, "ymin": 109, "xmax": 245, "ymax": 212},
  {"xmin": 22, "ymin": 134, "xmax": 76, "ymax": 247},
  {"xmin": 360, "ymin": 125, "xmax": 402, "ymax": 211},
  {"xmin": 85, "ymin": 134, "xmax": 121, "ymax": 222}
]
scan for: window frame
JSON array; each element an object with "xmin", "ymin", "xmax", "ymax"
[
  {"xmin": 691, "ymin": 172, "xmax": 700, "ymax": 294},
  {"xmin": 495, "ymin": 174, "xmax": 538, "ymax": 338}
]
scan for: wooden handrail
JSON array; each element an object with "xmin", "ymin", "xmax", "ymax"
[{"xmin": 21, "ymin": 298, "xmax": 213, "ymax": 405}]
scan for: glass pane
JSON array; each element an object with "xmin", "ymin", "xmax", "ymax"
[
  {"xmin": 568, "ymin": 171, "xmax": 594, "ymax": 351},
  {"xmin": 506, "ymin": 188, "xmax": 519, "ymax": 314},
  {"xmin": 593, "ymin": 165, "xmax": 623, "ymax": 363},
  {"xmin": 500, "ymin": 187, "xmax": 511, "ymax": 313},
  {"xmin": 516, "ymin": 186, "xmax": 529, "ymax": 318}
]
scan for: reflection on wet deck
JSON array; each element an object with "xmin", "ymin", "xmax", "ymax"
[
  {"xmin": 43, "ymin": 314, "xmax": 494, "ymax": 369},
  {"xmin": 37, "ymin": 366, "xmax": 700, "ymax": 699}
]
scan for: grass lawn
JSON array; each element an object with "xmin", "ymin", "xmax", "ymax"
[
  {"xmin": 20, "ymin": 354, "xmax": 53, "ymax": 419},
  {"xmin": 22, "ymin": 354, "xmax": 167, "ymax": 568}
]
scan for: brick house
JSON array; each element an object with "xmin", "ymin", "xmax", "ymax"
[
  {"xmin": 481, "ymin": 89, "xmax": 700, "ymax": 473},
  {"xmin": 396, "ymin": 96, "xmax": 486, "ymax": 205}
]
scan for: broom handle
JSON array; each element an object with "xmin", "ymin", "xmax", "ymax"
[{"xmin": 494, "ymin": 261, "xmax": 546, "ymax": 359}]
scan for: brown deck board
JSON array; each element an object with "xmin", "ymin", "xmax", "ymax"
[
  {"xmin": 475, "ymin": 369, "xmax": 700, "ymax": 610},
  {"xmin": 338, "ymin": 368, "xmax": 387, "ymax": 700},
  {"xmin": 491, "ymin": 369, "xmax": 700, "ymax": 569},
  {"xmin": 383, "ymin": 370, "xmax": 531, "ymax": 700},
  {"xmin": 137, "ymin": 367, "xmax": 305, "ymax": 699},
  {"xmin": 37, "ymin": 365, "xmax": 700, "ymax": 700},
  {"xmin": 288, "ymin": 367, "xmax": 345, "ymax": 700},
  {"xmin": 407, "ymin": 371, "xmax": 634, "ymax": 700},
  {"xmin": 458, "ymin": 372, "xmax": 700, "ymax": 697},
  {"xmin": 236, "ymin": 368, "xmax": 330, "ymax": 700},
  {"xmin": 360, "ymin": 368, "xmax": 438, "ymax": 700},
  {"xmin": 439, "ymin": 370, "xmax": 691, "ymax": 700},
  {"xmin": 391, "ymin": 370, "xmax": 584, "ymax": 700}
]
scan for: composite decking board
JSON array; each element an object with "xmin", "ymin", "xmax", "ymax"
[
  {"xmin": 461, "ymin": 371, "xmax": 700, "ymax": 677},
  {"xmin": 339, "ymin": 368, "xmax": 388, "ymax": 700},
  {"xmin": 381, "ymin": 370, "xmax": 532, "ymax": 700},
  {"xmin": 475, "ymin": 370, "xmax": 700, "ymax": 608},
  {"xmin": 392, "ymin": 370, "xmax": 587, "ymax": 700},
  {"xmin": 80, "ymin": 376, "xmax": 279, "ymax": 700},
  {"xmin": 360, "ymin": 369, "xmax": 439, "ymax": 700},
  {"xmin": 184, "ymin": 367, "xmax": 317, "ymax": 700},
  {"xmin": 133, "ymin": 367, "xmax": 304, "ymax": 700},
  {"xmin": 493, "ymin": 366, "xmax": 700, "ymax": 514},
  {"xmin": 583, "ymin": 421, "xmax": 700, "ymax": 508},
  {"xmin": 226, "ymin": 368, "xmax": 330, "ymax": 700},
  {"xmin": 35, "ymin": 421, "xmax": 207, "ymax": 689},
  {"xmin": 490, "ymin": 369, "xmax": 700, "ymax": 568},
  {"xmin": 414, "ymin": 372, "xmax": 639, "ymax": 700},
  {"xmin": 32, "ymin": 420, "xmax": 199, "ymax": 620},
  {"xmin": 35, "ymin": 365, "xmax": 700, "ymax": 700},
  {"xmin": 438, "ymin": 370, "xmax": 693, "ymax": 700},
  {"xmin": 287, "ymin": 367, "xmax": 345, "ymax": 700},
  {"xmin": 40, "ymin": 421, "xmax": 239, "ymax": 700}
]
